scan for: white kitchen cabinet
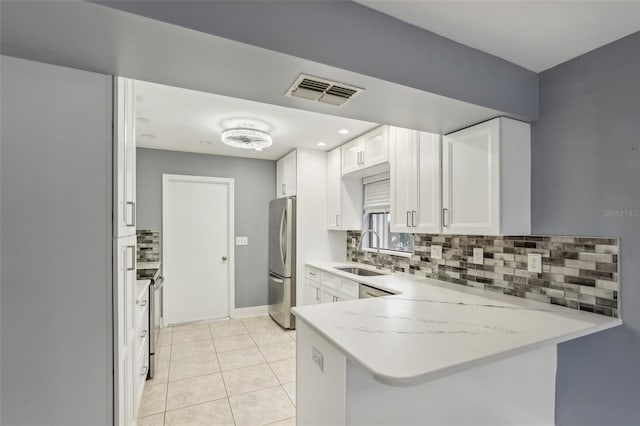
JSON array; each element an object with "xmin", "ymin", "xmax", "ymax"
[
  {"xmin": 306, "ymin": 269, "xmax": 322, "ymax": 305},
  {"xmin": 297, "ymin": 321, "xmax": 346, "ymax": 426},
  {"xmin": 390, "ymin": 127, "xmax": 441, "ymax": 233},
  {"xmin": 306, "ymin": 266, "xmax": 358, "ymax": 305},
  {"xmin": 114, "ymin": 77, "xmax": 137, "ymax": 238},
  {"xmin": 442, "ymin": 117, "xmax": 530, "ymax": 235},
  {"xmin": 327, "ymin": 147, "xmax": 363, "ymax": 230},
  {"xmin": 341, "ymin": 126, "xmax": 389, "ymax": 176},
  {"xmin": 276, "ymin": 150, "xmax": 297, "ymax": 198},
  {"xmin": 115, "ymin": 235, "xmax": 136, "ymax": 426}
]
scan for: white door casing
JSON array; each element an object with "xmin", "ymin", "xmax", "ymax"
[{"xmin": 162, "ymin": 174, "xmax": 235, "ymax": 325}]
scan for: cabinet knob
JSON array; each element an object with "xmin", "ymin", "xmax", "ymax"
[{"xmin": 222, "ymin": 256, "xmax": 228, "ymax": 261}]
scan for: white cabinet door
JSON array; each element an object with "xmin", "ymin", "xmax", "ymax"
[
  {"xmin": 327, "ymin": 148, "xmax": 363, "ymax": 231},
  {"xmin": 443, "ymin": 119, "xmax": 500, "ymax": 235},
  {"xmin": 276, "ymin": 151, "xmax": 297, "ymax": 198},
  {"xmin": 341, "ymin": 139, "xmax": 364, "ymax": 175},
  {"xmin": 390, "ymin": 127, "xmax": 416, "ymax": 233},
  {"xmin": 320, "ymin": 287, "xmax": 334, "ymax": 304},
  {"xmin": 414, "ymin": 132, "xmax": 442, "ymax": 233},
  {"xmin": 327, "ymin": 148, "xmax": 341, "ymax": 229},
  {"xmin": 362, "ymin": 126, "xmax": 389, "ymax": 168},
  {"xmin": 115, "ymin": 235, "xmax": 136, "ymax": 426},
  {"xmin": 276, "ymin": 157, "xmax": 286, "ymax": 198},
  {"xmin": 307, "ymin": 280, "xmax": 322, "ymax": 305},
  {"xmin": 114, "ymin": 77, "xmax": 137, "ymax": 237}
]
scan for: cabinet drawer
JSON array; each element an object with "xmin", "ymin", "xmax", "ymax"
[
  {"xmin": 306, "ymin": 267, "xmax": 321, "ymax": 281},
  {"xmin": 339, "ymin": 279, "xmax": 359, "ymax": 299},
  {"xmin": 134, "ymin": 287, "xmax": 149, "ymax": 326},
  {"xmin": 321, "ymin": 272, "xmax": 341, "ymax": 290}
]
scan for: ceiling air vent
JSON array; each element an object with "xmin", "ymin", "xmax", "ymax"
[{"xmin": 286, "ymin": 74, "xmax": 364, "ymax": 107}]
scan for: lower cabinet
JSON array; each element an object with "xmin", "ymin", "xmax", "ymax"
[{"xmin": 306, "ymin": 266, "xmax": 358, "ymax": 305}]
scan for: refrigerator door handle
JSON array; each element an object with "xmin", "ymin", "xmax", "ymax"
[{"xmin": 280, "ymin": 207, "xmax": 287, "ymax": 268}]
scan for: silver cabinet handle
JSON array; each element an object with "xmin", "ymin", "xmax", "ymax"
[
  {"xmin": 316, "ymin": 288, "xmax": 320, "ymax": 300},
  {"xmin": 366, "ymin": 292, "xmax": 379, "ymax": 298},
  {"xmin": 309, "ymin": 271, "xmax": 317, "ymax": 277},
  {"xmin": 281, "ymin": 184, "xmax": 286, "ymax": 195},
  {"xmin": 127, "ymin": 245, "xmax": 136, "ymax": 271},
  {"xmin": 412, "ymin": 210, "xmax": 416, "ymax": 227},
  {"xmin": 137, "ymin": 299, "xmax": 147, "ymax": 307},
  {"xmin": 126, "ymin": 201, "xmax": 136, "ymax": 227},
  {"xmin": 361, "ymin": 151, "xmax": 365, "ymax": 165},
  {"xmin": 406, "ymin": 211, "xmax": 411, "ymax": 228},
  {"xmin": 140, "ymin": 329, "xmax": 148, "ymax": 338},
  {"xmin": 141, "ymin": 366, "xmax": 148, "ymax": 376},
  {"xmin": 336, "ymin": 214, "xmax": 340, "ymax": 227},
  {"xmin": 442, "ymin": 208, "xmax": 449, "ymax": 227}
]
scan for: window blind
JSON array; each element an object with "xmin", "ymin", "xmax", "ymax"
[{"xmin": 364, "ymin": 179, "xmax": 390, "ymax": 213}]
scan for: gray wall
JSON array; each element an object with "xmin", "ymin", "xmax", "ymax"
[
  {"xmin": 136, "ymin": 148, "xmax": 276, "ymax": 309},
  {"xmin": 1, "ymin": 56, "xmax": 113, "ymax": 425},
  {"xmin": 532, "ymin": 32, "xmax": 640, "ymax": 425},
  {"xmin": 95, "ymin": 0, "xmax": 538, "ymax": 120}
]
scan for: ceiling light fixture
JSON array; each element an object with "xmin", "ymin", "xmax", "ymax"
[
  {"xmin": 317, "ymin": 142, "xmax": 326, "ymax": 147},
  {"xmin": 338, "ymin": 129, "xmax": 350, "ymax": 134},
  {"xmin": 221, "ymin": 127, "xmax": 272, "ymax": 150}
]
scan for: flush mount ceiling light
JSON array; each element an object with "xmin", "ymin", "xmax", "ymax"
[
  {"xmin": 221, "ymin": 127, "xmax": 272, "ymax": 151},
  {"xmin": 317, "ymin": 142, "xmax": 326, "ymax": 147},
  {"xmin": 338, "ymin": 129, "xmax": 350, "ymax": 135}
]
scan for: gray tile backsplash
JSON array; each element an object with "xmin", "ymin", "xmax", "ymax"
[
  {"xmin": 347, "ymin": 231, "xmax": 619, "ymax": 317},
  {"xmin": 137, "ymin": 229, "xmax": 159, "ymax": 263}
]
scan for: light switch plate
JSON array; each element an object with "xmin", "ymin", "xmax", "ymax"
[
  {"xmin": 235, "ymin": 236, "xmax": 249, "ymax": 246},
  {"xmin": 473, "ymin": 248, "xmax": 484, "ymax": 265},
  {"xmin": 431, "ymin": 245, "xmax": 443, "ymax": 260},
  {"xmin": 528, "ymin": 253, "xmax": 542, "ymax": 273}
]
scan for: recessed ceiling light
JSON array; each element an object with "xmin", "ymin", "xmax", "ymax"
[
  {"xmin": 136, "ymin": 117, "xmax": 150, "ymax": 124},
  {"xmin": 255, "ymin": 147, "xmax": 263, "ymax": 151},
  {"xmin": 200, "ymin": 140, "xmax": 213, "ymax": 145},
  {"xmin": 338, "ymin": 129, "xmax": 349, "ymax": 134},
  {"xmin": 140, "ymin": 133, "xmax": 155, "ymax": 139},
  {"xmin": 317, "ymin": 142, "xmax": 326, "ymax": 146}
]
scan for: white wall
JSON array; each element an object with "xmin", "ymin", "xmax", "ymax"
[
  {"xmin": 0, "ymin": 56, "xmax": 113, "ymax": 425},
  {"xmin": 295, "ymin": 149, "xmax": 346, "ymax": 308}
]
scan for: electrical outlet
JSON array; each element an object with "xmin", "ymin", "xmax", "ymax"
[
  {"xmin": 473, "ymin": 248, "xmax": 484, "ymax": 265},
  {"xmin": 312, "ymin": 347, "xmax": 324, "ymax": 372},
  {"xmin": 528, "ymin": 253, "xmax": 542, "ymax": 273},
  {"xmin": 235, "ymin": 236, "xmax": 249, "ymax": 246},
  {"xmin": 431, "ymin": 245, "xmax": 443, "ymax": 260}
]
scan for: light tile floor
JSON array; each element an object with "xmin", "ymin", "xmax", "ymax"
[{"xmin": 138, "ymin": 315, "xmax": 296, "ymax": 426}]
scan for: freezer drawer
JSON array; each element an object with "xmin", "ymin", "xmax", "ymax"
[{"xmin": 268, "ymin": 273, "xmax": 295, "ymax": 329}]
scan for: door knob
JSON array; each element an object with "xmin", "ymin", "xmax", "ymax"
[{"xmin": 222, "ymin": 256, "xmax": 228, "ymax": 261}]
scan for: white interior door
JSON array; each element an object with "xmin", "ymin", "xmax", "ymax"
[{"xmin": 163, "ymin": 174, "xmax": 234, "ymax": 325}]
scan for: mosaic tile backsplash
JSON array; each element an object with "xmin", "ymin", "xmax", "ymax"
[
  {"xmin": 137, "ymin": 230, "xmax": 160, "ymax": 263},
  {"xmin": 347, "ymin": 231, "xmax": 619, "ymax": 317}
]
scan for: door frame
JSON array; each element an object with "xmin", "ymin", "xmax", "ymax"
[{"xmin": 161, "ymin": 173, "xmax": 235, "ymax": 326}]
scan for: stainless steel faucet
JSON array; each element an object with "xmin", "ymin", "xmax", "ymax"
[{"xmin": 357, "ymin": 229, "xmax": 383, "ymax": 270}]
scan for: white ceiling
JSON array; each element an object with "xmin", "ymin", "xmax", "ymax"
[
  {"xmin": 355, "ymin": 1, "xmax": 640, "ymax": 72},
  {"xmin": 135, "ymin": 81, "xmax": 379, "ymax": 160}
]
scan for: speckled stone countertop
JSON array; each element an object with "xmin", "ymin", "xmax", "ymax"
[{"xmin": 292, "ymin": 261, "xmax": 621, "ymax": 386}]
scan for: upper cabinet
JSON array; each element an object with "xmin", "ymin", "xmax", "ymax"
[
  {"xmin": 327, "ymin": 147, "xmax": 362, "ymax": 231},
  {"xmin": 341, "ymin": 126, "xmax": 389, "ymax": 177},
  {"xmin": 390, "ymin": 128, "xmax": 441, "ymax": 233},
  {"xmin": 114, "ymin": 77, "xmax": 137, "ymax": 238},
  {"xmin": 276, "ymin": 150, "xmax": 297, "ymax": 198},
  {"xmin": 442, "ymin": 117, "xmax": 531, "ymax": 235}
]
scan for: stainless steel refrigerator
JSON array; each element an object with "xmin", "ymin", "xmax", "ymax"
[{"xmin": 268, "ymin": 197, "xmax": 296, "ymax": 329}]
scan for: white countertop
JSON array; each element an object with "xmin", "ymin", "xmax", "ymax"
[{"xmin": 292, "ymin": 261, "xmax": 621, "ymax": 386}]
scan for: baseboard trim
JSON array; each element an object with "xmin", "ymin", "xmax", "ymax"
[{"xmin": 231, "ymin": 305, "xmax": 268, "ymax": 318}]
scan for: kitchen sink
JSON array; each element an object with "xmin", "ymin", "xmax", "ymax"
[{"xmin": 334, "ymin": 267, "xmax": 388, "ymax": 277}]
